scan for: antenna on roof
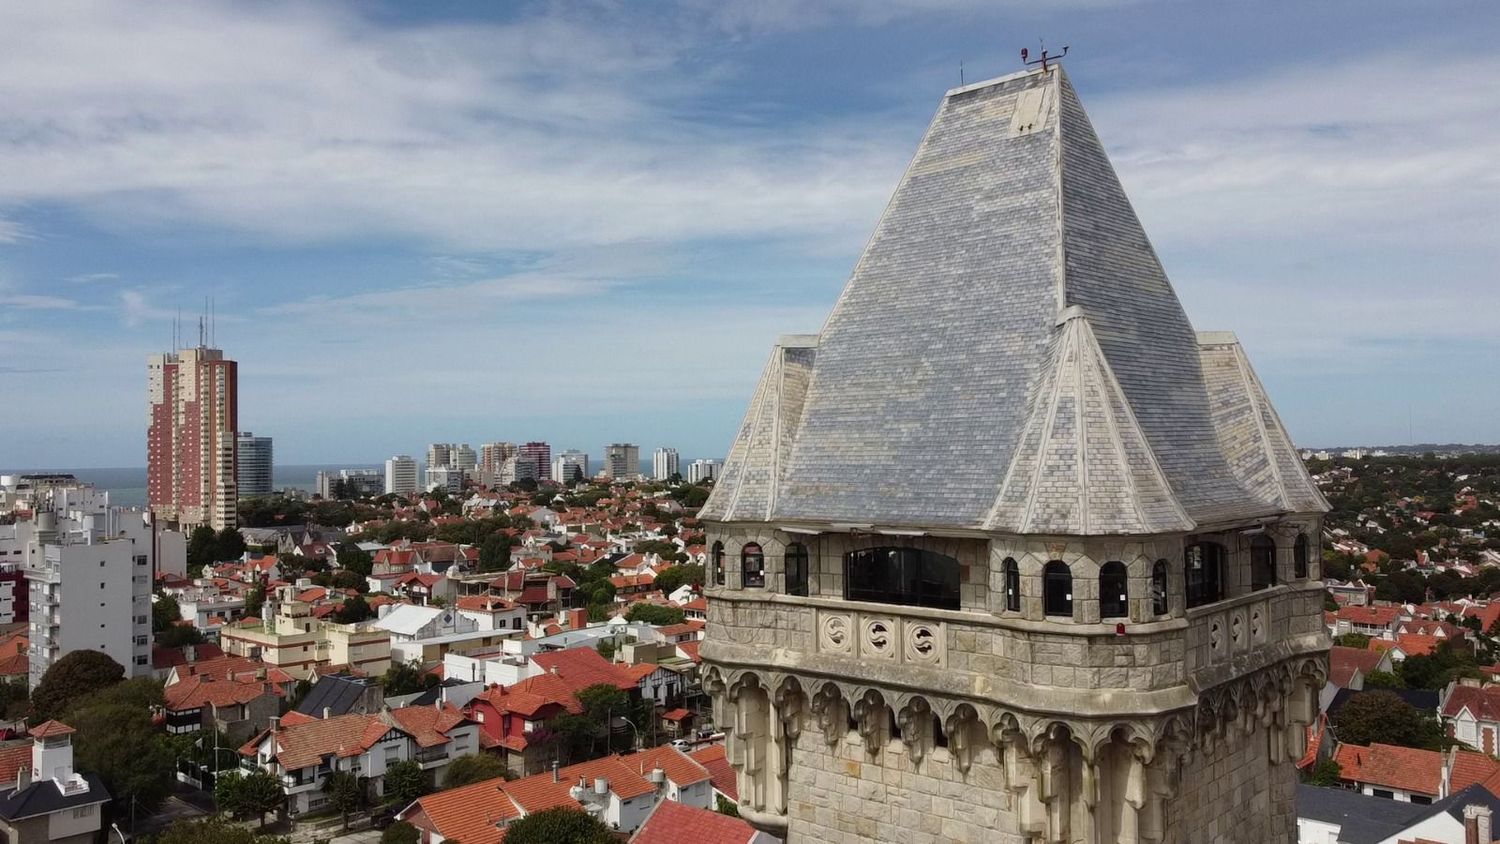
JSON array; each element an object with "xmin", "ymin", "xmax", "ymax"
[
  {"xmin": 960, "ymin": 60, "xmax": 964, "ymax": 86},
  {"xmin": 1021, "ymin": 42, "xmax": 1069, "ymax": 73}
]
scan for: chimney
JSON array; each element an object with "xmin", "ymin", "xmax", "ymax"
[
  {"xmin": 593, "ymin": 777, "xmax": 608, "ymax": 796},
  {"xmin": 552, "ymin": 760, "xmax": 561, "ymax": 783},
  {"xmin": 184, "ymin": 644, "xmax": 196, "ymax": 663},
  {"xmin": 13, "ymin": 765, "xmax": 29, "ymax": 795},
  {"xmin": 323, "ymin": 707, "xmax": 332, "ymax": 720},
  {"xmin": 1466, "ymin": 804, "xmax": 1493, "ymax": 844},
  {"xmin": 269, "ymin": 716, "xmax": 280, "ymax": 733}
]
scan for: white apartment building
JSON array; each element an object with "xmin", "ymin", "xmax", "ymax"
[
  {"xmin": 385, "ymin": 455, "xmax": 419, "ymax": 497},
  {"xmin": 450, "ymin": 444, "xmax": 477, "ymax": 471},
  {"xmin": 425, "ymin": 466, "xmax": 466, "ymax": 495},
  {"xmin": 426, "ymin": 443, "xmax": 451, "ymax": 470},
  {"xmin": 687, "ymin": 459, "xmax": 721, "ymax": 483},
  {"xmin": 552, "ymin": 450, "xmax": 589, "ymax": 484},
  {"xmin": 13, "ymin": 507, "xmax": 156, "ymax": 687},
  {"xmin": 652, "ymin": 447, "xmax": 680, "ymax": 481},
  {"xmin": 604, "ymin": 443, "xmax": 640, "ymax": 479}
]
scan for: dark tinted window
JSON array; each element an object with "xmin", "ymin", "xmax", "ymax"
[
  {"xmin": 1100, "ymin": 561, "xmax": 1128, "ymax": 619},
  {"xmin": 742, "ymin": 543, "xmax": 765, "ymax": 588},
  {"xmin": 785, "ymin": 543, "xmax": 809, "ymax": 597},
  {"xmin": 1294, "ymin": 533, "xmax": 1309, "ymax": 579},
  {"xmin": 1251, "ymin": 534, "xmax": 1277, "ymax": 591},
  {"xmin": 712, "ymin": 542, "xmax": 725, "ymax": 587},
  {"xmin": 1003, "ymin": 557, "xmax": 1020, "ymax": 613},
  {"xmin": 1151, "ymin": 560, "xmax": 1169, "ymax": 615},
  {"xmin": 844, "ymin": 547, "xmax": 960, "ymax": 610},
  {"xmin": 1185, "ymin": 542, "xmax": 1225, "ymax": 608},
  {"xmin": 1043, "ymin": 561, "xmax": 1073, "ymax": 618}
]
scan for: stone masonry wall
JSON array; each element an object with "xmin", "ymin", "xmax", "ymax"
[
  {"xmin": 785, "ymin": 725, "xmax": 1024, "ymax": 844},
  {"xmin": 1166, "ymin": 718, "xmax": 1295, "ymax": 844}
]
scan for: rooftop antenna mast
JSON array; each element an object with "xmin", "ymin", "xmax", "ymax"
[{"xmin": 1021, "ymin": 41, "xmax": 1069, "ymax": 73}]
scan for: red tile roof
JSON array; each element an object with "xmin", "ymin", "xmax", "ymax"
[
  {"xmin": 1338, "ymin": 605, "xmax": 1401, "ymax": 626},
  {"xmin": 1441, "ymin": 685, "xmax": 1500, "ymax": 722},
  {"xmin": 1449, "ymin": 749, "xmax": 1500, "ymax": 793},
  {"xmin": 30, "ymin": 720, "xmax": 75, "ymax": 739},
  {"xmin": 1334, "ymin": 743, "xmax": 1442, "ymax": 796},
  {"xmin": 404, "ymin": 776, "xmax": 515, "ymax": 844},
  {"xmin": 530, "ymin": 648, "xmax": 636, "ymax": 693},
  {"xmin": 164, "ymin": 675, "xmax": 280, "ymax": 711},
  {"xmin": 689, "ymin": 745, "xmax": 736, "ymax": 801},
  {"xmin": 1329, "ymin": 646, "xmax": 1385, "ymax": 688},
  {"xmin": 0, "ymin": 742, "xmax": 31, "ymax": 787},
  {"xmin": 385, "ymin": 704, "xmax": 469, "ymax": 748},
  {"xmin": 631, "ymin": 798, "xmax": 756, "ymax": 844}
]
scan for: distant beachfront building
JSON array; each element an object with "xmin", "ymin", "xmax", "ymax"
[
  {"xmin": 687, "ymin": 459, "xmax": 721, "ymax": 484},
  {"xmin": 516, "ymin": 442, "xmax": 551, "ymax": 483},
  {"xmin": 653, "ymin": 447, "xmax": 680, "ymax": 481},
  {"xmin": 385, "ymin": 455, "xmax": 419, "ymax": 497},
  {"xmin": 236, "ymin": 432, "xmax": 273, "ymax": 498},
  {"xmin": 552, "ymin": 450, "xmax": 589, "ymax": 484},
  {"xmin": 603, "ymin": 443, "xmax": 640, "ymax": 480}
]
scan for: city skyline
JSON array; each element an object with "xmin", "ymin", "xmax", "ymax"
[{"xmin": 1, "ymin": 2, "xmax": 1497, "ymax": 468}]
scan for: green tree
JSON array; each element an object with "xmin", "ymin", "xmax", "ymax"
[
  {"xmin": 323, "ymin": 769, "xmax": 364, "ymax": 830},
  {"xmin": 1399, "ymin": 641, "xmax": 1481, "ymax": 691},
  {"xmin": 1332, "ymin": 633, "xmax": 1370, "ymax": 649},
  {"xmin": 624, "ymin": 604, "xmax": 686, "ymax": 626},
  {"xmin": 443, "ymin": 753, "xmax": 511, "ymax": 788},
  {"xmin": 157, "ymin": 815, "xmax": 292, "ymax": 844},
  {"xmin": 480, "ymin": 534, "xmax": 514, "ymax": 573},
  {"xmin": 187, "ymin": 525, "xmax": 219, "ymax": 571},
  {"xmin": 31, "ymin": 649, "xmax": 125, "ymax": 722},
  {"xmin": 67, "ymin": 678, "xmax": 176, "ymax": 814},
  {"xmin": 0, "ymin": 679, "xmax": 27, "ymax": 722},
  {"xmin": 1363, "ymin": 669, "xmax": 1405, "ymax": 689},
  {"xmin": 1306, "ymin": 758, "xmax": 1342, "ymax": 787},
  {"xmin": 381, "ymin": 660, "xmax": 429, "ymax": 696},
  {"xmin": 339, "ymin": 545, "xmax": 375, "ymax": 578},
  {"xmin": 216, "ymin": 526, "xmax": 247, "ymax": 561},
  {"xmin": 336, "ymin": 594, "xmax": 372, "ymax": 624},
  {"xmin": 654, "ymin": 564, "xmax": 704, "ymax": 597},
  {"xmin": 156, "ymin": 624, "xmax": 207, "ymax": 648},
  {"xmin": 243, "ymin": 582, "xmax": 267, "ymax": 618},
  {"xmin": 1332, "ymin": 690, "xmax": 1449, "ymax": 750},
  {"xmin": 152, "ymin": 594, "xmax": 183, "ymax": 632},
  {"xmin": 381, "ymin": 821, "xmax": 421, "ymax": 844},
  {"xmin": 384, "ymin": 759, "xmax": 427, "ymax": 806},
  {"xmin": 502, "ymin": 806, "xmax": 614, "ymax": 844},
  {"xmin": 716, "ymin": 794, "xmax": 741, "ymax": 817}
]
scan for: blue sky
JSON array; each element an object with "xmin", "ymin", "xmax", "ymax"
[{"xmin": 1, "ymin": 1, "xmax": 1497, "ymax": 468}]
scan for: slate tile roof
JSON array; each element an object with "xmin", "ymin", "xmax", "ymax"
[{"xmin": 700, "ymin": 65, "xmax": 1326, "ymax": 533}]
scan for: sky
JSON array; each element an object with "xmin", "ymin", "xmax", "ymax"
[{"xmin": 1, "ymin": 1, "xmax": 1497, "ymax": 468}]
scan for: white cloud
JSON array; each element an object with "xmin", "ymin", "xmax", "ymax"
[
  {"xmin": 0, "ymin": 2, "xmax": 904, "ymax": 254},
  {"xmin": 0, "ymin": 218, "xmax": 25, "ymax": 244}
]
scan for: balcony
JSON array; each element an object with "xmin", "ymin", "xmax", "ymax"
[{"xmin": 704, "ymin": 585, "xmax": 1328, "ymax": 715}]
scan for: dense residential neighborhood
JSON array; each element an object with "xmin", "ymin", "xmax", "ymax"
[{"xmin": 0, "ymin": 468, "xmax": 748, "ymax": 842}]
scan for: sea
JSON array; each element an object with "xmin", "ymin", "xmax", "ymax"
[{"xmin": 0, "ymin": 465, "xmax": 384, "ymax": 508}]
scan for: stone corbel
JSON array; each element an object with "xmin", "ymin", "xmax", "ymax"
[
  {"xmin": 852, "ymin": 690, "xmax": 889, "ymax": 756},
  {"xmin": 945, "ymin": 706, "xmax": 980, "ymax": 775},
  {"xmin": 810, "ymin": 684, "xmax": 846, "ymax": 748},
  {"xmin": 997, "ymin": 721, "xmax": 1046, "ymax": 836},
  {"xmin": 896, "ymin": 698, "xmax": 934, "ymax": 764}
]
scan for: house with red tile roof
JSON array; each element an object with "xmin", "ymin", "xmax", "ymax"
[
  {"xmin": 238, "ymin": 705, "xmax": 478, "ymax": 814},
  {"xmin": 631, "ymin": 798, "xmax": 772, "ymax": 844},
  {"xmin": 163, "ymin": 670, "xmax": 286, "ymax": 742},
  {"xmin": 1442, "ymin": 683, "xmax": 1500, "ymax": 754},
  {"xmin": 1336, "ymin": 605, "xmax": 1404, "ymax": 638},
  {"xmin": 1335, "ymin": 741, "xmax": 1500, "ymax": 804},
  {"xmin": 398, "ymin": 746, "xmax": 713, "ymax": 843},
  {"xmin": 688, "ymin": 745, "xmax": 736, "ymax": 803}
]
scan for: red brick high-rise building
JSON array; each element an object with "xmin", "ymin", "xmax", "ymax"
[{"xmin": 147, "ymin": 345, "xmax": 239, "ymax": 530}]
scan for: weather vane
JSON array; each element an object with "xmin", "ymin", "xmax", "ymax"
[{"xmin": 1021, "ymin": 42, "xmax": 1069, "ymax": 72}]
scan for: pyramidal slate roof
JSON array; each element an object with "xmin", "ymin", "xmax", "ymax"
[{"xmin": 701, "ymin": 66, "xmax": 1327, "ymax": 534}]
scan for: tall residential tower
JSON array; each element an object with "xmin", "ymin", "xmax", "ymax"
[
  {"xmin": 699, "ymin": 65, "xmax": 1328, "ymax": 843},
  {"xmin": 653, "ymin": 447, "xmax": 680, "ymax": 481},
  {"xmin": 147, "ymin": 344, "xmax": 238, "ymax": 529}
]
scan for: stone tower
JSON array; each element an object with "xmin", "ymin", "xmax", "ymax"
[{"xmin": 698, "ymin": 64, "xmax": 1330, "ymax": 844}]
